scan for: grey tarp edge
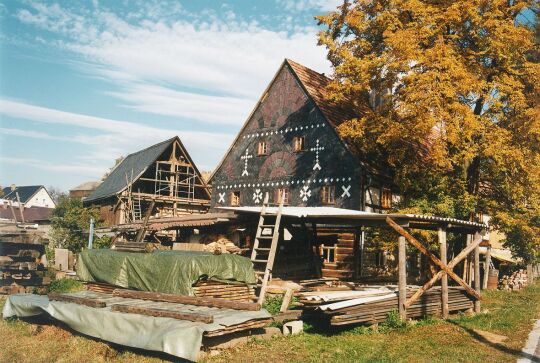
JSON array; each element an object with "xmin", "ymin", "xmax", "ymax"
[{"xmin": 2, "ymin": 292, "xmax": 271, "ymax": 362}]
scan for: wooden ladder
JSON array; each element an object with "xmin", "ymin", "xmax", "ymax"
[{"xmin": 251, "ymin": 192, "xmax": 284, "ymax": 305}]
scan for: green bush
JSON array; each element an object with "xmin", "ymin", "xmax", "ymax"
[
  {"xmin": 48, "ymin": 278, "xmax": 84, "ymax": 293},
  {"xmin": 380, "ymin": 309, "xmax": 406, "ymax": 330},
  {"xmin": 263, "ymin": 295, "xmax": 283, "ymax": 315}
]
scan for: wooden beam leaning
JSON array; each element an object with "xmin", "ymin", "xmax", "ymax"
[
  {"xmin": 385, "ymin": 217, "xmax": 481, "ymax": 304},
  {"xmin": 111, "ymin": 304, "xmax": 213, "ymax": 323},
  {"xmin": 112, "ymin": 289, "xmax": 260, "ymax": 311},
  {"xmin": 404, "ymin": 233, "xmax": 484, "ymax": 308},
  {"xmin": 398, "ymin": 235, "xmax": 407, "ymax": 321},
  {"xmin": 438, "ymin": 228, "xmax": 449, "ymax": 319},
  {"xmin": 474, "ymin": 232, "xmax": 481, "ymax": 312},
  {"xmin": 48, "ymin": 293, "xmax": 106, "ymax": 308},
  {"xmin": 135, "ymin": 200, "xmax": 155, "ymax": 243}
]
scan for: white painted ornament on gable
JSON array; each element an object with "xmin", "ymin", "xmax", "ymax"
[
  {"xmin": 341, "ymin": 185, "xmax": 351, "ymax": 198},
  {"xmin": 253, "ymin": 189, "xmax": 263, "ymax": 204},
  {"xmin": 241, "ymin": 148, "xmax": 253, "ymax": 176},
  {"xmin": 218, "ymin": 192, "xmax": 226, "ymax": 203},
  {"xmin": 300, "ymin": 185, "xmax": 311, "ymax": 202},
  {"xmin": 310, "ymin": 139, "xmax": 325, "ymax": 171}
]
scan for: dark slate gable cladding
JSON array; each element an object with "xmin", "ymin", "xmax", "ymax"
[
  {"xmin": 2, "ymin": 185, "xmax": 43, "ymax": 204},
  {"xmin": 210, "ymin": 61, "xmax": 362, "ymax": 209},
  {"xmin": 85, "ymin": 138, "xmax": 174, "ymax": 203}
]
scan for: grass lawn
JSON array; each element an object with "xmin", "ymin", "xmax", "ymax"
[{"xmin": 1, "ymin": 282, "xmax": 539, "ymax": 363}]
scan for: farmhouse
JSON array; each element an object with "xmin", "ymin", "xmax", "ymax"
[{"xmin": 84, "ymin": 136, "xmax": 211, "ymax": 226}]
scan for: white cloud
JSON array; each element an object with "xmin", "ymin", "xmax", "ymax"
[
  {"xmin": 0, "ymin": 156, "xmax": 105, "ymax": 177},
  {"xmin": 0, "ymin": 98, "xmax": 233, "ymax": 170},
  {"xmin": 14, "ymin": 1, "xmax": 332, "ymax": 125}
]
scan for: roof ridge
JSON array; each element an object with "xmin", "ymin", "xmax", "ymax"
[
  {"xmin": 285, "ymin": 58, "xmax": 330, "ymax": 76},
  {"xmin": 124, "ymin": 136, "xmax": 177, "ymax": 158}
]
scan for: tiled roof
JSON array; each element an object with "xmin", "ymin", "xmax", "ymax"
[
  {"xmin": 286, "ymin": 59, "xmax": 359, "ymax": 129},
  {"xmin": 0, "ymin": 205, "xmax": 53, "ymax": 222}
]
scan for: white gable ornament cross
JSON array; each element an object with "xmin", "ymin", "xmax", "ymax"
[
  {"xmin": 218, "ymin": 192, "xmax": 226, "ymax": 203},
  {"xmin": 310, "ymin": 139, "xmax": 325, "ymax": 171},
  {"xmin": 253, "ymin": 189, "xmax": 263, "ymax": 204},
  {"xmin": 241, "ymin": 148, "xmax": 253, "ymax": 176},
  {"xmin": 341, "ymin": 185, "xmax": 351, "ymax": 198},
  {"xmin": 300, "ymin": 185, "xmax": 312, "ymax": 202}
]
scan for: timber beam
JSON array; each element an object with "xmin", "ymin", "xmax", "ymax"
[{"xmin": 386, "ymin": 217, "xmax": 481, "ymax": 307}]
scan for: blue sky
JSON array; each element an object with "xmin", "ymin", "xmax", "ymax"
[{"xmin": 0, "ymin": 0, "xmax": 339, "ymax": 191}]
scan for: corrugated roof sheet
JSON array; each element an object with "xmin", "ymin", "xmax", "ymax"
[
  {"xmin": 85, "ymin": 138, "xmax": 174, "ymax": 202},
  {"xmin": 219, "ymin": 206, "xmax": 487, "ymax": 230}
]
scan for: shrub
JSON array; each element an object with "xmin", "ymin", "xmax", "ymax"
[{"xmin": 48, "ymin": 278, "xmax": 84, "ymax": 293}]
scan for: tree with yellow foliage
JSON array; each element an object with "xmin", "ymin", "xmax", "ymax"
[{"xmin": 318, "ymin": 1, "xmax": 540, "ymax": 262}]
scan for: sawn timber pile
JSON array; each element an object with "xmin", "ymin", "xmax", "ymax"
[
  {"xmin": 85, "ymin": 279, "xmax": 256, "ymax": 302},
  {"xmin": 300, "ymin": 286, "xmax": 473, "ymax": 326}
]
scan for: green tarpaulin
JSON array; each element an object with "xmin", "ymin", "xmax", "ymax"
[{"xmin": 76, "ymin": 250, "xmax": 257, "ymax": 295}]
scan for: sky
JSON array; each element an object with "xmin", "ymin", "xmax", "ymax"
[{"xmin": 0, "ymin": 0, "xmax": 341, "ymax": 191}]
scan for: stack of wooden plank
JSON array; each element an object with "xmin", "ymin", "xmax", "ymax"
[
  {"xmin": 193, "ymin": 280, "xmax": 256, "ymax": 302},
  {"xmin": 85, "ymin": 282, "xmax": 125, "ymax": 294},
  {"xmin": 113, "ymin": 242, "xmax": 155, "ymax": 253},
  {"xmin": 48, "ymin": 290, "xmax": 271, "ymax": 338},
  {"xmin": 0, "ymin": 241, "xmax": 49, "ymax": 294},
  {"xmin": 85, "ymin": 280, "xmax": 256, "ymax": 302},
  {"xmin": 299, "ymin": 286, "xmax": 473, "ymax": 326}
]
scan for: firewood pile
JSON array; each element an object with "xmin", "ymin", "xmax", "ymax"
[
  {"xmin": 498, "ymin": 269, "xmax": 529, "ymax": 291},
  {"xmin": 200, "ymin": 235, "xmax": 241, "ymax": 254},
  {"xmin": 0, "ymin": 241, "xmax": 49, "ymax": 294},
  {"xmin": 297, "ymin": 285, "xmax": 474, "ymax": 326}
]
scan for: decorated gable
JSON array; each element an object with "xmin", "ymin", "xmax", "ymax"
[{"xmin": 211, "ymin": 61, "xmax": 362, "ymax": 209}]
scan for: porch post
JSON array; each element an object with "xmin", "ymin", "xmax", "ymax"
[
  {"xmin": 474, "ymin": 232, "xmax": 481, "ymax": 313},
  {"xmin": 398, "ymin": 235, "xmax": 407, "ymax": 321},
  {"xmin": 438, "ymin": 227, "xmax": 448, "ymax": 319}
]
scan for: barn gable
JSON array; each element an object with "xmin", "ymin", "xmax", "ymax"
[{"xmin": 210, "ymin": 59, "xmax": 363, "ymax": 209}]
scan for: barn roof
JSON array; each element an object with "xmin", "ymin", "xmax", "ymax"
[
  {"xmin": 2, "ymin": 185, "xmax": 44, "ymax": 204},
  {"xmin": 85, "ymin": 138, "xmax": 174, "ymax": 203}
]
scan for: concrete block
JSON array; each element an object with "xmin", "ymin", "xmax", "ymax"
[
  {"xmin": 283, "ymin": 320, "xmax": 303, "ymax": 335},
  {"xmin": 54, "ymin": 248, "xmax": 69, "ymax": 271}
]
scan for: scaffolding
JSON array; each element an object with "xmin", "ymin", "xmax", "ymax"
[{"xmin": 154, "ymin": 161, "xmax": 196, "ymax": 201}]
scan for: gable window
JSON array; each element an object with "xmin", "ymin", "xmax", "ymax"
[
  {"xmin": 257, "ymin": 141, "xmax": 268, "ymax": 156},
  {"xmin": 293, "ymin": 136, "xmax": 306, "ymax": 152},
  {"xmin": 231, "ymin": 191, "xmax": 241, "ymax": 206},
  {"xmin": 275, "ymin": 188, "xmax": 290, "ymax": 205},
  {"xmin": 321, "ymin": 186, "xmax": 335, "ymax": 205},
  {"xmin": 381, "ymin": 188, "xmax": 392, "ymax": 209}
]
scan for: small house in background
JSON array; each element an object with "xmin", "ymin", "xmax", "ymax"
[
  {"xmin": 2, "ymin": 185, "xmax": 56, "ymax": 209},
  {"xmin": 84, "ymin": 136, "xmax": 212, "ymax": 226},
  {"xmin": 69, "ymin": 181, "xmax": 101, "ymax": 200}
]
